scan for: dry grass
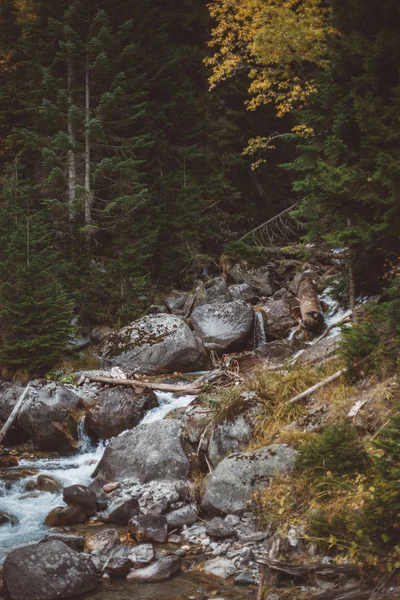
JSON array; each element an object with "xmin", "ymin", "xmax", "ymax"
[{"xmin": 1, "ymin": 367, "xmax": 30, "ymax": 383}]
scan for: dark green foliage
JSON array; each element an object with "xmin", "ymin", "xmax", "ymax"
[
  {"xmin": 223, "ymin": 240, "xmax": 269, "ymax": 267},
  {"xmin": 296, "ymin": 425, "xmax": 369, "ymax": 477},
  {"xmin": 340, "ymin": 276, "xmax": 400, "ymax": 379}
]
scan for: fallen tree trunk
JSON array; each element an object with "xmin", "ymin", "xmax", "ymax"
[
  {"xmin": 85, "ymin": 369, "xmax": 225, "ymax": 395},
  {"xmin": 313, "ymin": 313, "xmax": 352, "ymax": 345},
  {"xmin": 285, "ymin": 369, "xmax": 347, "ymax": 406},
  {"xmin": 296, "ymin": 273, "xmax": 324, "ymax": 332},
  {"xmin": 257, "ymin": 557, "xmax": 359, "ymax": 579},
  {"xmin": 0, "ymin": 384, "xmax": 30, "ymax": 444}
]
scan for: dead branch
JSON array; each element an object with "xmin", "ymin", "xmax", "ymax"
[
  {"xmin": 85, "ymin": 368, "xmax": 227, "ymax": 395},
  {"xmin": 256, "ymin": 557, "xmax": 359, "ymax": 579},
  {"xmin": 284, "ymin": 369, "xmax": 347, "ymax": 406},
  {"xmin": 0, "ymin": 384, "xmax": 30, "ymax": 444},
  {"xmin": 313, "ymin": 314, "xmax": 352, "ymax": 345}
]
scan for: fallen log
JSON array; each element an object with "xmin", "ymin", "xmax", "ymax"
[
  {"xmin": 313, "ymin": 313, "xmax": 352, "ymax": 345},
  {"xmin": 85, "ymin": 368, "xmax": 225, "ymax": 395},
  {"xmin": 256, "ymin": 557, "xmax": 359, "ymax": 579},
  {"xmin": 284, "ymin": 369, "xmax": 347, "ymax": 406},
  {"xmin": 0, "ymin": 384, "xmax": 30, "ymax": 444},
  {"xmin": 295, "ymin": 273, "xmax": 324, "ymax": 332}
]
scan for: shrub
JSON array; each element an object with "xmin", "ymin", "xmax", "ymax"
[{"xmin": 296, "ymin": 424, "xmax": 369, "ymax": 478}]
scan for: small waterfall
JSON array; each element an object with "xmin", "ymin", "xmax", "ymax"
[
  {"xmin": 254, "ymin": 311, "xmax": 267, "ymax": 348},
  {"xmin": 77, "ymin": 416, "xmax": 92, "ymax": 453}
]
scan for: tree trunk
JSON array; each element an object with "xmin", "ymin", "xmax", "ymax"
[
  {"xmin": 0, "ymin": 385, "xmax": 30, "ymax": 444},
  {"xmin": 84, "ymin": 61, "xmax": 92, "ymax": 230},
  {"xmin": 296, "ymin": 273, "xmax": 324, "ymax": 332},
  {"xmin": 347, "ymin": 219, "xmax": 356, "ymax": 311},
  {"xmin": 67, "ymin": 58, "xmax": 76, "ymax": 219}
]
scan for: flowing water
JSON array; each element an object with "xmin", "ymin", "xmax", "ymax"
[{"xmin": 253, "ymin": 311, "xmax": 267, "ymax": 348}]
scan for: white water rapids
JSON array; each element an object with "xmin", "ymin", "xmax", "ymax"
[{"xmin": 0, "ymin": 390, "xmax": 196, "ymax": 562}]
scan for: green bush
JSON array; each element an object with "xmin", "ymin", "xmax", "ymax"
[{"xmin": 296, "ymin": 425, "xmax": 369, "ymax": 478}]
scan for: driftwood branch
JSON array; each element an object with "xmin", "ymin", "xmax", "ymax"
[
  {"xmin": 257, "ymin": 557, "xmax": 359, "ymax": 579},
  {"xmin": 85, "ymin": 369, "xmax": 225, "ymax": 395},
  {"xmin": 284, "ymin": 369, "xmax": 347, "ymax": 406},
  {"xmin": 0, "ymin": 384, "xmax": 30, "ymax": 444},
  {"xmin": 313, "ymin": 314, "xmax": 352, "ymax": 345}
]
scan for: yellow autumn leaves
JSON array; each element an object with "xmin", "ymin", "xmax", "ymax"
[{"xmin": 206, "ymin": 0, "xmax": 335, "ymax": 117}]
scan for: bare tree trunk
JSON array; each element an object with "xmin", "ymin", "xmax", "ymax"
[
  {"xmin": 67, "ymin": 58, "xmax": 76, "ymax": 219},
  {"xmin": 296, "ymin": 273, "xmax": 324, "ymax": 332},
  {"xmin": 84, "ymin": 61, "xmax": 92, "ymax": 230}
]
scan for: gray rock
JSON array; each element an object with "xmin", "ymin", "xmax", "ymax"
[
  {"xmin": 183, "ymin": 406, "xmax": 212, "ymax": 444},
  {"xmin": 44, "ymin": 505, "xmax": 86, "ymax": 527},
  {"xmin": 91, "ymin": 326, "xmax": 112, "ymax": 344},
  {"xmin": 225, "ymin": 514, "xmax": 241, "ymax": 527},
  {"xmin": 166, "ymin": 505, "xmax": 197, "ymax": 530},
  {"xmin": 234, "ymin": 571, "xmax": 257, "ymax": 586},
  {"xmin": 203, "ymin": 278, "xmax": 230, "ymax": 304},
  {"xmin": 208, "ymin": 414, "xmax": 253, "ymax": 466},
  {"xmin": 63, "ymin": 485, "xmax": 97, "ymax": 517},
  {"xmin": 255, "ymin": 340, "xmax": 293, "ymax": 363},
  {"xmin": 202, "ymin": 557, "xmax": 236, "ymax": 579},
  {"xmin": 103, "ymin": 557, "xmax": 132, "ymax": 578},
  {"xmin": 164, "ymin": 291, "xmax": 188, "ymax": 313},
  {"xmin": 190, "ymin": 301, "xmax": 254, "ymax": 353},
  {"xmin": 101, "ymin": 496, "xmax": 139, "ymax": 525},
  {"xmin": 130, "ymin": 543, "xmax": 155, "ymax": 568},
  {"xmin": 229, "ymin": 264, "xmax": 273, "ymax": 297},
  {"xmin": 92, "ymin": 420, "xmax": 190, "ymax": 485},
  {"xmin": 201, "ymin": 444, "xmax": 298, "ymax": 515},
  {"xmin": 0, "ymin": 383, "xmax": 24, "ymax": 422},
  {"xmin": 86, "ymin": 529, "xmax": 120, "ymax": 552},
  {"xmin": 205, "ymin": 517, "xmax": 236, "ymax": 540},
  {"xmin": 126, "ymin": 556, "xmax": 181, "ymax": 583},
  {"xmin": 86, "ymin": 386, "xmax": 158, "ymax": 440},
  {"xmin": 18, "ymin": 383, "xmax": 83, "ymax": 453},
  {"xmin": 259, "ymin": 298, "xmax": 298, "ymax": 340},
  {"xmin": 128, "ymin": 514, "xmax": 168, "ymax": 543},
  {"xmin": 3, "ymin": 540, "xmax": 97, "ymax": 600},
  {"xmin": 228, "ymin": 283, "xmax": 257, "ymax": 303},
  {"xmin": 42, "ymin": 533, "xmax": 85, "ymax": 552},
  {"xmin": 100, "ymin": 314, "xmax": 207, "ymax": 375}
]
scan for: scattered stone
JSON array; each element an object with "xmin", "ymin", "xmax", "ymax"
[
  {"xmin": 259, "ymin": 298, "xmax": 298, "ymax": 340},
  {"xmin": 190, "ymin": 301, "xmax": 254, "ymax": 353},
  {"xmin": 86, "ymin": 529, "xmax": 121, "ymax": 552},
  {"xmin": 126, "ymin": 556, "xmax": 181, "ymax": 583},
  {"xmin": 128, "ymin": 514, "xmax": 168, "ymax": 543},
  {"xmin": 206, "ymin": 517, "xmax": 236, "ymax": 540},
  {"xmin": 36, "ymin": 475, "xmax": 62, "ymax": 493},
  {"xmin": 103, "ymin": 557, "xmax": 132, "ymax": 578},
  {"xmin": 63, "ymin": 485, "xmax": 97, "ymax": 517},
  {"xmin": 100, "ymin": 314, "xmax": 207, "ymax": 375},
  {"xmin": 103, "ymin": 482, "xmax": 121, "ymax": 494},
  {"xmin": 239, "ymin": 547, "xmax": 254, "ymax": 566},
  {"xmin": 101, "ymin": 496, "xmax": 139, "ymax": 524},
  {"xmin": 166, "ymin": 505, "xmax": 197, "ymax": 530},
  {"xmin": 3, "ymin": 540, "xmax": 97, "ymax": 600},
  {"xmin": 130, "ymin": 543, "xmax": 155, "ymax": 568},
  {"xmin": 234, "ymin": 571, "xmax": 257, "ymax": 586},
  {"xmin": 229, "ymin": 264, "xmax": 273, "ymax": 297},
  {"xmin": 201, "ymin": 444, "xmax": 298, "ymax": 515},
  {"xmin": 44, "ymin": 505, "xmax": 86, "ymax": 527},
  {"xmin": 183, "ymin": 406, "xmax": 212, "ymax": 444},
  {"xmin": 202, "ymin": 557, "xmax": 236, "ymax": 579},
  {"xmin": 43, "ymin": 533, "xmax": 85, "ymax": 552},
  {"xmin": 168, "ymin": 534, "xmax": 182, "ymax": 545},
  {"xmin": 224, "ymin": 515, "xmax": 241, "ymax": 527},
  {"xmin": 208, "ymin": 413, "xmax": 253, "ymax": 466}
]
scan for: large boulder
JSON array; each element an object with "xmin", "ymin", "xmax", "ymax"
[
  {"xmin": 229, "ymin": 264, "xmax": 273, "ymax": 297},
  {"xmin": 18, "ymin": 383, "xmax": 83, "ymax": 453},
  {"xmin": 92, "ymin": 419, "xmax": 190, "ymax": 486},
  {"xmin": 3, "ymin": 540, "xmax": 97, "ymax": 600},
  {"xmin": 0, "ymin": 382, "xmax": 24, "ymax": 422},
  {"xmin": 44, "ymin": 505, "xmax": 86, "ymax": 527},
  {"xmin": 100, "ymin": 314, "xmax": 206, "ymax": 375},
  {"xmin": 85, "ymin": 386, "xmax": 158, "ymax": 440},
  {"xmin": 190, "ymin": 301, "xmax": 254, "ymax": 353},
  {"xmin": 201, "ymin": 444, "xmax": 298, "ymax": 515},
  {"xmin": 259, "ymin": 298, "xmax": 299, "ymax": 340},
  {"xmin": 63, "ymin": 485, "xmax": 97, "ymax": 517}
]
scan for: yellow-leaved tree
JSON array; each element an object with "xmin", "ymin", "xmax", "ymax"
[{"xmin": 205, "ymin": 0, "xmax": 334, "ymax": 165}]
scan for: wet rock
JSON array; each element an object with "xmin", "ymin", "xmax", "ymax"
[
  {"xmin": 43, "ymin": 533, "xmax": 85, "ymax": 552},
  {"xmin": 229, "ymin": 264, "xmax": 273, "ymax": 297},
  {"xmin": 86, "ymin": 529, "xmax": 121, "ymax": 552},
  {"xmin": 234, "ymin": 571, "xmax": 257, "ymax": 586},
  {"xmin": 3, "ymin": 540, "xmax": 97, "ymax": 600},
  {"xmin": 100, "ymin": 314, "xmax": 207, "ymax": 375},
  {"xmin": 128, "ymin": 514, "xmax": 168, "ymax": 543},
  {"xmin": 201, "ymin": 444, "xmax": 298, "ymax": 515},
  {"xmin": 255, "ymin": 339, "xmax": 294, "ymax": 362},
  {"xmin": 101, "ymin": 496, "xmax": 140, "ymax": 524},
  {"xmin": 103, "ymin": 482, "xmax": 121, "ymax": 494},
  {"xmin": 201, "ymin": 557, "xmax": 236, "ymax": 579},
  {"xmin": 44, "ymin": 505, "xmax": 86, "ymax": 527},
  {"xmin": 259, "ymin": 298, "xmax": 298, "ymax": 340},
  {"xmin": 86, "ymin": 386, "xmax": 158, "ymax": 440},
  {"xmin": 18, "ymin": 383, "xmax": 83, "ymax": 453},
  {"xmin": 147, "ymin": 498, "xmax": 169, "ymax": 516},
  {"xmin": 103, "ymin": 557, "xmax": 132, "ymax": 578},
  {"xmin": 190, "ymin": 301, "xmax": 254, "ymax": 353},
  {"xmin": 0, "ymin": 511, "xmax": 17, "ymax": 526},
  {"xmin": 126, "ymin": 556, "xmax": 181, "ymax": 583},
  {"xmin": 166, "ymin": 505, "xmax": 197, "ymax": 530},
  {"xmin": 130, "ymin": 543, "xmax": 155, "ymax": 568},
  {"xmin": 228, "ymin": 284, "xmax": 257, "ymax": 303},
  {"xmin": 63, "ymin": 484, "xmax": 97, "ymax": 517},
  {"xmin": 0, "ymin": 382, "xmax": 24, "ymax": 422},
  {"xmin": 0, "ymin": 454, "xmax": 19, "ymax": 468},
  {"xmin": 205, "ymin": 517, "xmax": 236, "ymax": 540},
  {"xmin": 36, "ymin": 475, "xmax": 62, "ymax": 493},
  {"xmin": 92, "ymin": 420, "xmax": 190, "ymax": 486},
  {"xmin": 203, "ymin": 278, "xmax": 230, "ymax": 304}
]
